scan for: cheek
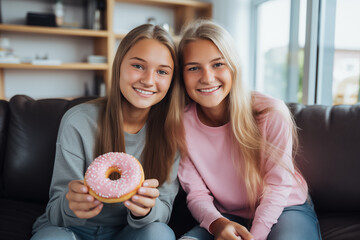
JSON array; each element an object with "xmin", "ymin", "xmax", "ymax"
[
  {"xmin": 183, "ymin": 72, "xmax": 196, "ymax": 89},
  {"xmin": 220, "ymin": 69, "xmax": 233, "ymax": 87},
  {"xmin": 158, "ymin": 76, "xmax": 173, "ymax": 92}
]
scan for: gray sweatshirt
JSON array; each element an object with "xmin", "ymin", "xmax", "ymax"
[{"xmin": 32, "ymin": 102, "xmax": 180, "ymax": 233}]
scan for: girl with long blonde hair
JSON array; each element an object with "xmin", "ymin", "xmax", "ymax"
[
  {"xmin": 32, "ymin": 24, "xmax": 185, "ymax": 240},
  {"xmin": 177, "ymin": 20, "xmax": 321, "ymax": 240}
]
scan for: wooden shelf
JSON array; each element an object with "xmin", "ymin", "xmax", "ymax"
[
  {"xmin": 114, "ymin": 0, "xmax": 212, "ymax": 34},
  {"xmin": 0, "ymin": 63, "xmax": 109, "ymax": 70},
  {"xmin": 0, "ymin": 24, "xmax": 108, "ymax": 37},
  {"xmin": 115, "ymin": 33, "xmax": 127, "ymax": 39},
  {"xmin": 0, "ymin": 0, "xmax": 212, "ymax": 99},
  {"xmin": 115, "ymin": 0, "xmax": 212, "ymax": 8}
]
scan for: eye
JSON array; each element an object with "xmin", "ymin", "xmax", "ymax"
[
  {"xmin": 187, "ymin": 66, "xmax": 199, "ymax": 71},
  {"xmin": 132, "ymin": 64, "xmax": 144, "ymax": 70},
  {"xmin": 157, "ymin": 70, "xmax": 168, "ymax": 75},
  {"xmin": 214, "ymin": 62, "xmax": 224, "ymax": 68}
]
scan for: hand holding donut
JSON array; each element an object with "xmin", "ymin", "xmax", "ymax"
[
  {"xmin": 66, "ymin": 180, "xmax": 103, "ymax": 219},
  {"xmin": 124, "ymin": 179, "xmax": 160, "ymax": 217},
  {"xmin": 210, "ymin": 217, "xmax": 254, "ymax": 240}
]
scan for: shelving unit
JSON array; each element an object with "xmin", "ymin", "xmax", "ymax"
[{"xmin": 0, "ymin": 0, "xmax": 212, "ymax": 99}]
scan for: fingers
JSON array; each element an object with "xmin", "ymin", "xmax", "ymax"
[
  {"xmin": 132, "ymin": 178, "xmax": 160, "ymax": 200},
  {"xmin": 234, "ymin": 225, "xmax": 254, "ymax": 240},
  {"xmin": 211, "ymin": 219, "xmax": 253, "ymax": 240},
  {"xmin": 138, "ymin": 185, "xmax": 160, "ymax": 198},
  {"xmin": 71, "ymin": 203, "xmax": 104, "ymax": 219},
  {"xmin": 142, "ymin": 179, "xmax": 159, "ymax": 188},
  {"xmin": 124, "ymin": 199, "xmax": 151, "ymax": 217},
  {"xmin": 124, "ymin": 178, "xmax": 160, "ymax": 217},
  {"xmin": 66, "ymin": 180, "xmax": 103, "ymax": 219}
]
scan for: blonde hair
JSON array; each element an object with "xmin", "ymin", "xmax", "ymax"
[
  {"xmin": 94, "ymin": 24, "xmax": 186, "ymax": 185},
  {"xmin": 178, "ymin": 20, "xmax": 302, "ymax": 214}
]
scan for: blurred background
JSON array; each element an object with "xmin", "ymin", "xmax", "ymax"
[{"xmin": 0, "ymin": 0, "xmax": 359, "ymax": 106}]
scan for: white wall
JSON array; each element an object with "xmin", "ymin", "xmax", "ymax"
[
  {"xmin": 211, "ymin": 0, "xmax": 251, "ymax": 88},
  {"xmin": 2, "ymin": 0, "xmax": 250, "ymax": 99}
]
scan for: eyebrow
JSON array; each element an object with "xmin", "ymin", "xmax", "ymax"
[
  {"xmin": 184, "ymin": 57, "xmax": 224, "ymax": 66},
  {"xmin": 130, "ymin": 57, "xmax": 173, "ymax": 70}
]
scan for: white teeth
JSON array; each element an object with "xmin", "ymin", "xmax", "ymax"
[
  {"xmin": 135, "ymin": 88, "xmax": 154, "ymax": 95},
  {"xmin": 198, "ymin": 86, "xmax": 220, "ymax": 93}
]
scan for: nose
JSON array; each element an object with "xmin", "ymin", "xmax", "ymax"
[
  {"xmin": 140, "ymin": 70, "xmax": 155, "ymax": 87},
  {"xmin": 200, "ymin": 67, "xmax": 215, "ymax": 84}
]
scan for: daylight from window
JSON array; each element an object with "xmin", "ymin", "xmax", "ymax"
[{"xmin": 254, "ymin": 0, "xmax": 360, "ymax": 105}]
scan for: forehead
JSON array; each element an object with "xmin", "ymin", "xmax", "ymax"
[
  {"xmin": 183, "ymin": 39, "xmax": 222, "ymax": 62},
  {"xmin": 125, "ymin": 39, "xmax": 174, "ymax": 65}
]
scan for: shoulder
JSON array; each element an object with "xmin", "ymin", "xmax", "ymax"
[
  {"xmin": 251, "ymin": 92, "xmax": 293, "ymax": 134},
  {"xmin": 63, "ymin": 102, "xmax": 101, "ymax": 123},
  {"xmin": 251, "ymin": 91, "xmax": 288, "ymax": 114},
  {"xmin": 59, "ymin": 102, "xmax": 102, "ymax": 132}
]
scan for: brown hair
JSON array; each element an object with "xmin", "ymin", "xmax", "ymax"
[{"xmin": 93, "ymin": 24, "xmax": 186, "ymax": 185}]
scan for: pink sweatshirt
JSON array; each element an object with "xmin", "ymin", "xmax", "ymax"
[{"xmin": 178, "ymin": 92, "xmax": 308, "ymax": 240}]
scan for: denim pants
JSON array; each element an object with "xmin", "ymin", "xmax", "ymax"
[
  {"xmin": 31, "ymin": 222, "xmax": 175, "ymax": 240},
  {"xmin": 179, "ymin": 199, "xmax": 322, "ymax": 240}
]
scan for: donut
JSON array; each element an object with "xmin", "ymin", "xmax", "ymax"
[{"xmin": 84, "ymin": 152, "xmax": 144, "ymax": 203}]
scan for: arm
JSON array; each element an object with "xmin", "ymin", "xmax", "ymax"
[
  {"xmin": 179, "ymin": 157, "xmax": 254, "ymax": 240},
  {"xmin": 126, "ymin": 153, "xmax": 180, "ymax": 228},
  {"xmin": 45, "ymin": 106, "xmax": 100, "ymax": 227},
  {"xmin": 46, "ymin": 144, "xmax": 92, "ymax": 226},
  {"xmin": 178, "ymin": 156, "xmax": 223, "ymax": 231},
  {"xmin": 250, "ymin": 104, "xmax": 301, "ymax": 240}
]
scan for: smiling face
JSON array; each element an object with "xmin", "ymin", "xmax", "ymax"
[
  {"xmin": 182, "ymin": 39, "xmax": 232, "ymax": 114},
  {"xmin": 119, "ymin": 38, "xmax": 174, "ymax": 112}
]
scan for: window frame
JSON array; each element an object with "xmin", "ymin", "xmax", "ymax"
[{"xmin": 250, "ymin": 0, "xmax": 338, "ymax": 105}]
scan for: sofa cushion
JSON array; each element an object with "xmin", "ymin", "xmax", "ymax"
[
  {"xmin": 0, "ymin": 198, "xmax": 45, "ymax": 240},
  {"xmin": 2, "ymin": 95, "xmax": 96, "ymax": 204},
  {"xmin": 289, "ymin": 103, "xmax": 360, "ymax": 213},
  {"xmin": 169, "ymin": 187, "xmax": 197, "ymax": 238},
  {"xmin": 318, "ymin": 213, "xmax": 360, "ymax": 240}
]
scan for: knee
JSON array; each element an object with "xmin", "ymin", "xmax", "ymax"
[
  {"xmin": 139, "ymin": 222, "xmax": 175, "ymax": 240},
  {"xmin": 31, "ymin": 226, "xmax": 77, "ymax": 240}
]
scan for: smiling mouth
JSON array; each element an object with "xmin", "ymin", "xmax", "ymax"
[
  {"xmin": 134, "ymin": 88, "xmax": 155, "ymax": 95},
  {"xmin": 197, "ymin": 86, "xmax": 221, "ymax": 93}
]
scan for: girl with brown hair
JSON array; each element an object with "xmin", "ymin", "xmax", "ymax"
[{"xmin": 31, "ymin": 24, "xmax": 185, "ymax": 240}]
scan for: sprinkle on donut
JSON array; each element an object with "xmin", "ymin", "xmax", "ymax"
[{"xmin": 84, "ymin": 152, "xmax": 144, "ymax": 203}]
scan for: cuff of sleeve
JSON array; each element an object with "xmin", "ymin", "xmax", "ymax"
[
  {"xmin": 200, "ymin": 211, "xmax": 223, "ymax": 234},
  {"xmin": 250, "ymin": 221, "xmax": 271, "ymax": 240}
]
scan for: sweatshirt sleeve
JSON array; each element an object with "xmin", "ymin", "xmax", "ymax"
[
  {"xmin": 45, "ymin": 142, "xmax": 88, "ymax": 226},
  {"xmin": 44, "ymin": 106, "xmax": 95, "ymax": 227},
  {"xmin": 250, "ymin": 103, "xmax": 298, "ymax": 240},
  {"xmin": 178, "ymin": 156, "xmax": 223, "ymax": 232},
  {"xmin": 127, "ymin": 153, "xmax": 180, "ymax": 228}
]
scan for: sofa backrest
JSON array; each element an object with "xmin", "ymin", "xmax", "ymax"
[
  {"xmin": 0, "ymin": 95, "xmax": 95, "ymax": 204},
  {"xmin": 0, "ymin": 100, "xmax": 9, "ymax": 196},
  {"xmin": 1, "ymin": 95, "xmax": 360, "ymax": 213},
  {"xmin": 288, "ymin": 103, "xmax": 360, "ymax": 214}
]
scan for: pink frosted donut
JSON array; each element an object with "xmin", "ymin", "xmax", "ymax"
[{"xmin": 84, "ymin": 152, "xmax": 144, "ymax": 203}]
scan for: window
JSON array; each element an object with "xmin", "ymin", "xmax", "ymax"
[
  {"xmin": 251, "ymin": 0, "xmax": 360, "ymax": 105},
  {"xmin": 330, "ymin": 0, "xmax": 360, "ymax": 105}
]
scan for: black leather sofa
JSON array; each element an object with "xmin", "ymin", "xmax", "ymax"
[{"xmin": 1, "ymin": 95, "xmax": 360, "ymax": 240}]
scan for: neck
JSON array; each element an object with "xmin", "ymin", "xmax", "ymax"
[
  {"xmin": 196, "ymin": 101, "xmax": 229, "ymax": 127},
  {"xmin": 122, "ymin": 102, "xmax": 150, "ymax": 134}
]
